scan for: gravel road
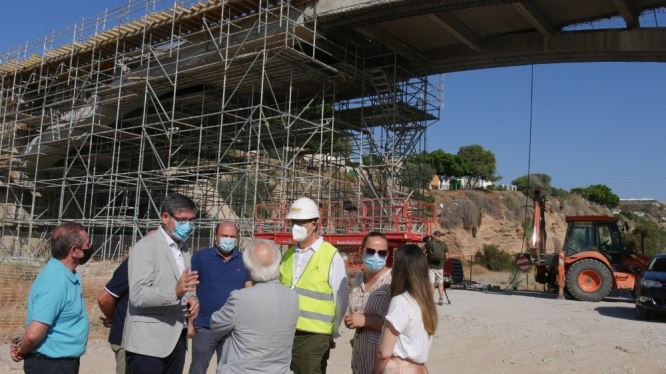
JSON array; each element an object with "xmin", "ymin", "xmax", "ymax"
[{"xmin": 3, "ymin": 288, "xmax": 665, "ymax": 373}]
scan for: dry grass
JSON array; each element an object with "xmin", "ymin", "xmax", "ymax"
[
  {"xmin": 439, "ymin": 195, "xmax": 482, "ymax": 233},
  {"xmin": 467, "ymin": 190, "xmax": 502, "ymax": 218}
]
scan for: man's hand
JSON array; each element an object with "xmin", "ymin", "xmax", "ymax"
[
  {"xmin": 186, "ymin": 297, "xmax": 199, "ymax": 319},
  {"xmin": 175, "ymin": 267, "xmax": 199, "ymax": 298},
  {"xmin": 100, "ymin": 316, "xmax": 112, "ymax": 328},
  {"xmin": 344, "ymin": 312, "xmax": 366, "ymax": 329},
  {"xmin": 329, "ymin": 338, "xmax": 336, "ymax": 349},
  {"xmin": 10, "ymin": 340, "xmax": 23, "ymax": 362}
]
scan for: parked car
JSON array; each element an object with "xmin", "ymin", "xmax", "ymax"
[{"xmin": 635, "ymin": 253, "xmax": 666, "ymax": 320}]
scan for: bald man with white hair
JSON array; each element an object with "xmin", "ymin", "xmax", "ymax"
[{"xmin": 210, "ymin": 240, "xmax": 299, "ymax": 374}]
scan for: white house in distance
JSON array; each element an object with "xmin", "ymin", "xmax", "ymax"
[{"xmin": 429, "ymin": 175, "xmax": 514, "ymax": 190}]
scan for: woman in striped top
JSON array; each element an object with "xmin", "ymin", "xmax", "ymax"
[{"xmin": 345, "ymin": 232, "xmax": 393, "ymax": 374}]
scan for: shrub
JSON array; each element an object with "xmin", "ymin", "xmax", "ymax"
[
  {"xmin": 622, "ymin": 216, "xmax": 666, "ymax": 257},
  {"xmin": 439, "ymin": 196, "xmax": 482, "ymax": 235},
  {"xmin": 467, "ymin": 190, "xmax": 501, "ymax": 218},
  {"xmin": 570, "ymin": 184, "xmax": 619, "ymax": 209},
  {"xmin": 474, "ymin": 244, "xmax": 514, "ymax": 271},
  {"xmin": 502, "ymin": 192, "xmax": 526, "ymax": 223},
  {"xmin": 400, "ymin": 162, "xmax": 435, "ymax": 190},
  {"xmin": 562, "ymin": 194, "xmax": 588, "ymax": 216},
  {"xmin": 511, "ymin": 173, "xmax": 552, "ymax": 197},
  {"xmin": 413, "ymin": 191, "xmax": 436, "ymax": 203},
  {"xmin": 551, "ymin": 188, "xmax": 570, "ymax": 199}
]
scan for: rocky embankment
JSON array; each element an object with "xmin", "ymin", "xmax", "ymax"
[{"xmin": 431, "ymin": 190, "xmax": 611, "ymax": 258}]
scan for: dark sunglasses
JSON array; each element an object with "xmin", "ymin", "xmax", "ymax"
[{"xmin": 365, "ymin": 248, "xmax": 388, "ymax": 258}]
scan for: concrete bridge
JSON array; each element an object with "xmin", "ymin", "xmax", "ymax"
[{"xmin": 312, "ymin": 0, "xmax": 666, "ymax": 73}]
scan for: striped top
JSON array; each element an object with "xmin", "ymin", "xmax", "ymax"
[{"xmin": 349, "ymin": 269, "xmax": 392, "ymax": 374}]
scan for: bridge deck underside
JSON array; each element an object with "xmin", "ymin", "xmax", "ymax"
[{"xmin": 318, "ymin": 0, "xmax": 666, "ymax": 74}]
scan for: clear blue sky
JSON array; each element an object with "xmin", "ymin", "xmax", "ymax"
[
  {"xmin": 2, "ymin": 1, "xmax": 665, "ymax": 202},
  {"xmin": 434, "ymin": 63, "xmax": 666, "ymax": 202}
]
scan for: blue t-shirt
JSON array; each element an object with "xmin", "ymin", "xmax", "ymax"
[
  {"xmin": 25, "ymin": 258, "xmax": 89, "ymax": 358},
  {"xmin": 191, "ymin": 247, "xmax": 250, "ymax": 328},
  {"xmin": 104, "ymin": 259, "xmax": 128, "ymax": 345}
]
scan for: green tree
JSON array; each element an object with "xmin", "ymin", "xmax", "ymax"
[
  {"xmin": 511, "ymin": 173, "xmax": 553, "ymax": 197},
  {"xmin": 457, "ymin": 144, "xmax": 497, "ymax": 188},
  {"xmin": 400, "ymin": 162, "xmax": 435, "ymax": 190},
  {"xmin": 441, "ymin": 152, "xmax": 466, "ymax": 177},
  {"xmin": 409, "ymin": 149, "xmax": 465, "ymax": 177},
  {"xmin": 570, "ymin": 184, "xmax": 620, "ymax": 208},
  {"xmin": 425, "ymin": 149, "xmax": 447, "ymax": 175}
]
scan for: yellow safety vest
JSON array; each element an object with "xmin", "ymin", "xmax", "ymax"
[{"xmin": 279, "ymin": 241, "xmax": 337, "ymax": 334}]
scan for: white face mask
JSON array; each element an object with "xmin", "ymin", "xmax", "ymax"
[{"xmin": 292, "ymin": 224, "xmax": 309, "ymax": 242}]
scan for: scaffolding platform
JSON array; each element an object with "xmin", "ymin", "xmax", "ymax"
[{"xmin": 0, "ymin": 0, "xmax": 441, "ymax": 259}]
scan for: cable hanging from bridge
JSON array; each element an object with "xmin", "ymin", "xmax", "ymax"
[{"xmin": 505, "ymin": 64, "xmax": 536, "ymax": 292}]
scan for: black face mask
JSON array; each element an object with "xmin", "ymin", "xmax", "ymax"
[{"xmin": 78, "ymin": 248, "xmax": 94, "ymax": 265}]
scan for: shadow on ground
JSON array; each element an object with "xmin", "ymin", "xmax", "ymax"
[
  {"xmin": 595, "ymin": 306, "xmax": 666, "ymax": 322},
  {"xmin": 457, "ymin": 287, "xmax": 559, "ymax": 300},
  {"xmin": 595, "ymin": 306, "xmax": 636, "ymax": 320}
]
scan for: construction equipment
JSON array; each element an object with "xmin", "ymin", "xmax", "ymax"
[
  {"xmin": 528, "ymin": 190, "xmax": 650, "ymax": 302},
  {"xmin": 443, "ymin": 258, "xmax": 465, "ymax": 288},
  {"xmin": 254, "ymin": 198, "xmax": 435, "ymax": 269}
]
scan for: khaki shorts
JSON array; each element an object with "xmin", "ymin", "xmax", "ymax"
[{"xmin": 429, "ymin": 269, "xmax": 444, "ymax": 285}]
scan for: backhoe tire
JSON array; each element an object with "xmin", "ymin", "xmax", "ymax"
[{"xmin": 565, "ymin": 259, "xmax": 612, "ymax": 302}]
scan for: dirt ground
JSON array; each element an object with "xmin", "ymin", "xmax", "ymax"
[{"xmin": 2, "ymin": 288, "xmax": 665, "ymax": 374}]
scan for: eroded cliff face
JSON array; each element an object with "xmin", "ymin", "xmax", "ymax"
[{"xmin": 431, "ymin": 190, "xmax": 610, "ymax": 258}]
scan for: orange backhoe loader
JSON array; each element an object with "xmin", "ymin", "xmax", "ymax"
[{"xmin": 528, "ymin": 190, "xmax": 649, "ymax": 302}]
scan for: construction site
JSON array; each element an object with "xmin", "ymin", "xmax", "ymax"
[
  {"xmin": 2, "ymin": 0, "xmax": 666, "ymax": 372},
  {"xmin": 0, "ymin": 0, "xmax": 441, "ymax": 261}
]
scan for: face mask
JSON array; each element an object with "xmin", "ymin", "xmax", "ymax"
[
  {"xmin": 292, "ymin": 224, "xmax": 309, "ymax": 242},
  {"xmin": 172, "ymin": 220, "xmax": 194, "ymax": 241},
  {"xmin": 218, "ymin": 237, "xmax": 236, "ymax": 253},
  {"xmin": 364, "ymin": 253, "xmax": 386, "ymax": 272},
  {"xmin": 78, "ymin": 248, "xmax": 94, "ymax": 265}
]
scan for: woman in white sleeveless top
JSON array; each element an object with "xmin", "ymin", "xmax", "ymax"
[{"xmin": 376, "ymin": 244, "xmax": 438, "ymax": 374}]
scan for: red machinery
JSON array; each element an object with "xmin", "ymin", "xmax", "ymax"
[
  {"xmin": 254, "ymin": 198, "xmax": 435, "ymax": 268},
  {"xmin": 528, "ymin": 190, "xmax": 649, "ymax": 301}
]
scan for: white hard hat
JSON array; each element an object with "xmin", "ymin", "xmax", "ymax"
[{"xmin": 286, "ymin": 197, "xmax": 320, "ymax": 220}]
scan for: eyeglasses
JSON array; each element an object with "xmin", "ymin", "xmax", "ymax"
[
  {"xmin": 365, "ymin": 248, "xmax": 388, "ymax": 258},
  {"xmin": 170, "ymin": 214, "xmax": 194, "ymax": 222}
]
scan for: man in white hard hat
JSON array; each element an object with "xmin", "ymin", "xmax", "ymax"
[{"xmin": 279, "ymin": 197, "xmax": 349, "ymax": 374}]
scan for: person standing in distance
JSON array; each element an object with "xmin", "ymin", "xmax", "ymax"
[
  {"xmin": 188, "ymin": 222, "xmax": 251, "ymax": 374},
  {"xmin": 424, "ymin": 231, "xmax": 449, "ymax": 305},
  {"xmin": 10, "ymin": 222, "xmax": 92, "ymax": 374},
  {"xmin": 122, "ymin": 192, "xmax": 200, "ymax": 374},
  {"xmin": 279, "ymin": 197, "xmax": 349, "ymax": 374}
]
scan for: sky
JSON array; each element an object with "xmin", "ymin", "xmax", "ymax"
[
  {"xmin": 1, "ymin": 1, "xmax": 665, "ymax": 202},
  {"xmin": 435, "ymin": 63, "xmax": 666, "ymax": 202}
]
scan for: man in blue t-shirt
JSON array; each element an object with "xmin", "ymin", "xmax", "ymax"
[
  {"xmin": 188, "ymin": 222, "xmax": 251, "ymax": 374},
  {"xmin": 10, "ymin": 222, "xmax": 93, "ymax": 374},
  {"xmin": 98, "ymin": 258, "xmax": 129, "ymax": 374}
]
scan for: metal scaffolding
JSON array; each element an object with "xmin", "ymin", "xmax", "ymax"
[{"xmin": 0, "ymin": 0, "xmax": 441, "ymax": 260}]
